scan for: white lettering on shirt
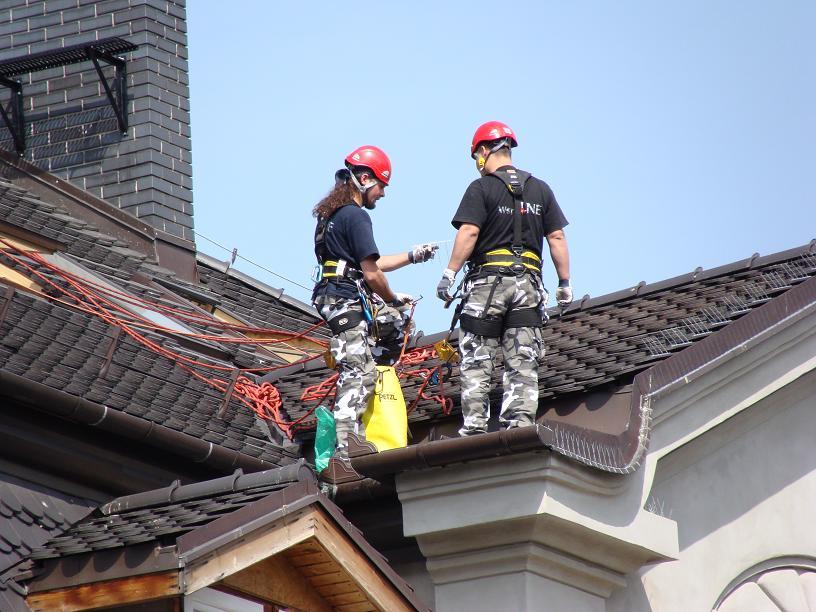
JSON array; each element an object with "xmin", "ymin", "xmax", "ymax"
[{"xmin": 497, "ymin": 202, "xmax": 542, "ymax": 216}]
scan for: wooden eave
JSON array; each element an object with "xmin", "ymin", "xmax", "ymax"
[
  {"xmin": 25, "ymin": 495, "xmax": 427, "ymax": 611},
  {"xmin": 27, "ymin": 571, "xmax": 182, "ymax": 612}
]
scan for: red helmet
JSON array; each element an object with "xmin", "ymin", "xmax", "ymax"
[
  {"xmin": 345, "ymin": 145, "xmax": 392, "ymax": 185},
  {"xmin": 471, "ymin": 121, "xmax": 518, "ymax": 155}
]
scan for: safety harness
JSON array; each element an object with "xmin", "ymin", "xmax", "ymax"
[
  {"xmin": 458, "ymin": 167, "xmax": 545, "ymax": 338},
  {"xmin": 314, "ymin": 204, "xmax": 366, "ymax": 283},
  {"xmin": 313, "ymin": 205, "xmax": 371, "ymax": 334},
  {"xmin": 320, "ymin": 259, "xmax": 364, "ymax": 282}
]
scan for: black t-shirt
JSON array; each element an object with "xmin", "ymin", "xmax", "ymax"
[
  {"xmin": 313, "ymin": 204, "xmax": 380, "ymax": 299},
  {"xmin": 451, "ymin": 166, "xmax": 568, "ymax": 260}
]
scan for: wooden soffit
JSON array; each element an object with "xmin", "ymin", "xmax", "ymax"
[{"xmin": 27, "ymin": 505, "xmax": 420, "ymax": 612}]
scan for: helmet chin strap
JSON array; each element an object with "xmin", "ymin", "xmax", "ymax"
[
  {"xmin": 348, "ymin": 171, "xmax": 377, "ymax": 209},
  {"xmin": 477, "ymin": 138, "xmax": 512, "ymax": 173}
]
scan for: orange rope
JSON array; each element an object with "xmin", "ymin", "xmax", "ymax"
[
  {"xmin": 26, "ymin": 251, "xmax": 329, "ymax": 346},
  {"xmin": 0, "ymin": 242, "xmax": 329, "ymax": 436},
  {"xmin": 0, "ymin": 241, "xmax": 455, "ymax": 438}
]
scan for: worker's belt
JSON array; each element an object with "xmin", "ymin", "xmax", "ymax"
[
  {"xmin": 470, "ymin": 248, "xmax": 542, "ymax": 274},
  {"xmin": 505, "ymin": 307, "xmax": 543, "ymax": 328},
  {"xmin": 321, "ymin": 260, "xmax": 364, "ymax": 282},
  {"xmin": 459, "ymin": 307, "xmax": 543, "ymax": 338},
  {"xmin": 326, "ymin": 309, "xmax": 366, "ymax": 335}
]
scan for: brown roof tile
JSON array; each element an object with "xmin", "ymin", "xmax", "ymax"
[
  {"xmin": 11, "ymin": 463, "xmax": 429, "ymax": 610},
  {"xmin": 0, "ymin": 474, "xmax": 94, "ymax": 612},
  {"xmin": 267, "ymin": 242, "xmax": 816, "ymax": 433}
]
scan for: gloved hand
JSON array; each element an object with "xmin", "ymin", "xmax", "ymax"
[
  {"xmin": 436, "ymin": 268, "xmax": 457, "ymax": 304},
  {"xmin": 409, "ymin": 243, "xmax": 439, "ymax": 264},
  {"xmin": 555, "ymin": 279, "xmax": 573, "ymax": 307},
  {"xmin": 389, "ymin": 292, "xmax": 413, "ymax": 313}
]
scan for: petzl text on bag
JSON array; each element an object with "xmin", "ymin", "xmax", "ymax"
[{"xmin": 362, "ymin": 366, "xmax": 407, "ymax": 451}]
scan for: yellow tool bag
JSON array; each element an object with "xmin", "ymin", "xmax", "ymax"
[{"xmin": 362, "ymin": 366, "xmax": 408, "ymax": 451}]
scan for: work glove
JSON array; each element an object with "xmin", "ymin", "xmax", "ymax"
[
  {"xmin": 555, "ymin": 280, "xmax": 573, "ymax": 307},
  {"xmin": 436, "ymin": 268, "xmax": 457, "ymax": 305},
  {"xmin": 409, "ymin": 243, "xmax": 439, "ymax": 264},
  {"xmin": 389, "ymin": 292, "xmax": 413, "ymax": 314}
]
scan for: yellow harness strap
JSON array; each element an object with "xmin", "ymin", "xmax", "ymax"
[{"xmin": 479, "ymin": 248, "xmax": 542, "ymax": 272}]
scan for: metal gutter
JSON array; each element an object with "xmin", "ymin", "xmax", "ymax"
[
  {"xmin": 349, "ymin": 424, "xmax": 555, "ymax": 478},
  {"xmin": 103, "ymin": 462, "xmax": 311, "ymax": 516},
  {"xmin": 0, "ymin": 370, "xmax": 276, "ymax": 474}
]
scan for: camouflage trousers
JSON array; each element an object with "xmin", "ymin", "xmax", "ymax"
[
  {"xmin": 313, "ymin": 294, "xmax": 376, "ymax": 453},
  {"xmin": 458, "ymin": 273, "xmax": 546, "ymax": 436}
]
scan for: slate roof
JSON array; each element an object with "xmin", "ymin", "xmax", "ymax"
[
  {"xmin": 0, "ymin": 164, "xmax": 339, "ymax": 465},
  {"xmin": 3, "ymin": 155, "xmax": 815, "ymax": 452},
  {"xmin": 9, "ymin": 462, "xmax": 429, "ymax": 611},
  {"xmin": 195, "ymin": 252, "xmax": 330, "ymax": 339},
  {"xmin": 0, "ymin": 475, "xmax": 94, "ymax": 612},
  {"xmin": 0, "ymin": 180, "xmax": 149, "ymax": 276},
  {"xmin": 268, "ymin": 243, "xmax": 816, "ymax": 430},
  {"xmin": 0, "ymin": 283, "xmax": 299, "ymax": 461},
  {"xmin": 25, "ymin": 463, "xmax": 313, "ymax": 562}
]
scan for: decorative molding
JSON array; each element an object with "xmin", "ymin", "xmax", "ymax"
[
  {"xmin": 397, "ymin": 451, "xmax": 677, "ymax": 605},
  {"xmin": 427, "ymin": 541, "xmax": 627, "ymax": 598},
  {"xmin": 713, "ymin": 556, "xmax": 816, "ymax": 611},
  {"xmin": 398, "ymin": 452, "xmax": 628, "ymax": 506}
]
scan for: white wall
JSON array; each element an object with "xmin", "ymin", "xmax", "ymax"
[{"xmin": 607, "ymin": 368, "xmax": 816, "ymax": 611}]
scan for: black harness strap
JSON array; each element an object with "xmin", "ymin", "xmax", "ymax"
[
  {"xmin": 504, "ymin": 307, "xmax": 543, "ymax": 328},
  {"xmin": 326, "ymin": 309, "xmax": 365, "ymax": 335},
  {"xmin": 460, "ymin": 305, "xmax": 543, "ymax": 337},
  {"xmin": 459, "ymin": 312, "xmax": 504, "ymax": 337},
  {"xmin": 480, "ymin": 275, "xmax": 502, "ymax": 318},
  {"xmin": 490, "ymin": 167, "xmax": 531, "ymax": 256},
  {"xmin": 314, "ymin": 203, "xmax": 352, "ymax": 264},
  {"xmin": 456, "ymin": 169, "xmax": 546, "ymax": 337}
]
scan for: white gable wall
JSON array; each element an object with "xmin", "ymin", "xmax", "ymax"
[{"xmin": 608, "ymin": 306, "xmax": 816, "ymax": 610}]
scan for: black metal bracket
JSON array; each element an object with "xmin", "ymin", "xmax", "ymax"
[
  {"xmin": 0, "ymin": 76, "xmax": 25, "ymax": 155},
  {"xmin": 0, "ymin": 37, "xmax": 138, "ymax": 155},
  {"xmin": 86, "ymin": 47, "xmax": 128, "ymax": 134}
]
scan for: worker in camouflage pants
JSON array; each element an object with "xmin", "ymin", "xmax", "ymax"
[
  {"xmin": 312, "ymin": 146, "xmax": 436, "ymax": 457},
  {"xmin": 437, "ymin": 121, "xmax": 573, "ymax": 436},
  {"xmin": 313, "ymin": 296, "xmax": 376, "ymax": 449},
  {"xmin": 458, "ymin": 274, "xmax": 545, "ymax": 433}
]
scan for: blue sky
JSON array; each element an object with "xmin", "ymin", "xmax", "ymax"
[{"xmin": 186, "ymin": 1, "xmax": 815, "ymax": 334}]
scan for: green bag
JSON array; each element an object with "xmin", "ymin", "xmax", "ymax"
[{"xmin": 314, "ymin": 406, "xmax": 336, "ymax": 473}]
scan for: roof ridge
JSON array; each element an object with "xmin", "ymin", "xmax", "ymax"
[
  {"xmin": 99, "ymin": 460, "xmax": 312, "ymax": 516},
  {"xmin": 196, "ymin": 252, "xmax": 319, "ymax": 317}
]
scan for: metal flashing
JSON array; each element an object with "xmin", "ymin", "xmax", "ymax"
[{"xmin": 632, "ymin": 274, "xmax": 816, "ymax": 405}]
